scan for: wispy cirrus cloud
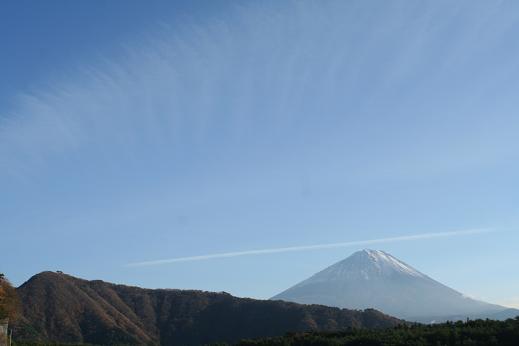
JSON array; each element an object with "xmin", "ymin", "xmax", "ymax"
[{"xmin": 1, "ymin": 1, "xmax": 516, "ymax": 183}]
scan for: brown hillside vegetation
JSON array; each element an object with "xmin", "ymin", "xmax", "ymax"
[
  {"xmin": 0, "ymin": 274, "xmax": 20, "ymax": 320},
  {"xmin": 0, "ymin": 274, "xmax": 20, "ymax": 346},
  {"xmin": 13, "ymin": 272, "xmax": 401, "ymax": 345}
]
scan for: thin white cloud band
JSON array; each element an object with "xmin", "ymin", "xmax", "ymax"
[{"xmin": 127, "ymin": 228, "xmax": 493, "ymax": 267}]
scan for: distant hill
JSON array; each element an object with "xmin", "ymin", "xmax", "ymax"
[
  {"xmin": 272, "ymin": 249, "xmax": 519, "ymax": 322},
  {"xmin": 12, "ymin": 271, "xmax": 401, "ymax": 345}
]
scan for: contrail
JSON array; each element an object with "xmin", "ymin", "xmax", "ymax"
[{"xmin": 127, "ymin": 228, "xmax": 494, "ymax": 267}]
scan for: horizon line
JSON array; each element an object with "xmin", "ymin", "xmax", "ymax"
[{"xmin": 126, "ymin": 228, "xmax": 495, "ymax": 267}]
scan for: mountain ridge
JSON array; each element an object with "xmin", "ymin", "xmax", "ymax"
[{"xmin": 13, "ymin": 271, "xmax": 402, "ymax": 345}]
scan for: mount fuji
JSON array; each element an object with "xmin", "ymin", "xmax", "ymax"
[{"xmin": 272, "ymin": 249, "xmax": 518, "ymax": 322}]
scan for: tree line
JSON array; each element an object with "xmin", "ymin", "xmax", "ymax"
[{"xmin": 230, "ymin": 317, "xmax": 519, "ymax": 346}]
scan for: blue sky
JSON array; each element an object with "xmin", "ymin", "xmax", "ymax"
[{"xmin": 1, "ymin": 0, "xmax": 519, "ymax": 308}]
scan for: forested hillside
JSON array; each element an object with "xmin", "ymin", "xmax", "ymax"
[{"xmin": 12, "ymin": 272, "xmax": 400, "ymax": 345}]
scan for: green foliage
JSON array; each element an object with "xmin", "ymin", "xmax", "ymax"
[{"xmin": 228, "ymin": 318, "xmax": 519, "ymax": 346}]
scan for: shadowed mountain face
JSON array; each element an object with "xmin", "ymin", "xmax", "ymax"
[
  {"xmin": 272, "ymin": 250, "xmax": 518, "ymax": 322},
  {"xmin": 13, "ymin": 271, "xmax": 401, "ymax": 345}
]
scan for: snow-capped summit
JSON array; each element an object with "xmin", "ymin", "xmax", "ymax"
[
  {"xmin": 272, "ymin": 249, "xmax": 514, "ymax": 322},
  {"xmin": 349, "ymin": 249, "xmax": 427, "ymax": 278},
  {"xmin": 292, "ymin": 249, "xmax": 427, "ymax": 285}
]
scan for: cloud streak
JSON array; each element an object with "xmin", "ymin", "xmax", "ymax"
[{"xmin": 128, "ymin": 228, "xmax": 494, "ymax": 267}]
